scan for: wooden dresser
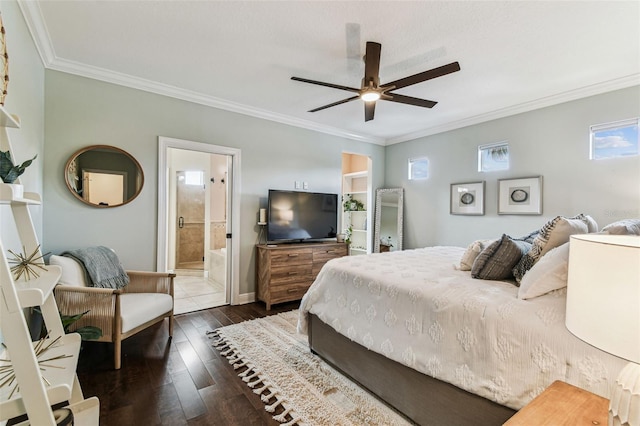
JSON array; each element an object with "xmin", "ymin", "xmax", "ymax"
[{"xmin": 256, "ymin": 242, "xmax": 348, "ymax": 310}]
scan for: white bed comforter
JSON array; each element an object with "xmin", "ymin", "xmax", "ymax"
[{"xmin": 298, "ymin": 247, "xmax": 627, "ymax": 410}]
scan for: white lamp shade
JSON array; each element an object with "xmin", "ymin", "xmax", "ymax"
[{"xmin": 566, "ymin": 234, "xmax": 640, "ymax": 363}]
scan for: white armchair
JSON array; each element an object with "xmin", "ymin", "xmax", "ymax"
[{"xmin": 50, "ymin": 255, "xmax": 175, "ymax": 369}]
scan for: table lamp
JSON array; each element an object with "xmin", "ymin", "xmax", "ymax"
[{"xmin": 566, "ymin": 234, "xmax": 640, "ymax": 426}]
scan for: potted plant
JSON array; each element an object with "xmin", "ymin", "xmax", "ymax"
[{"xmin": 0, "ymin": 150, "xmax": 36, "ymax": 198}]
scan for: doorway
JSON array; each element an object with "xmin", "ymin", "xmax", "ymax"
[
  {"xmin": 175, "ymin": 170, "xmax": 205, "ymax": 270},
  {"xmin": 158, "ymin": 137, "xmax": 241, "ymax": 313}
]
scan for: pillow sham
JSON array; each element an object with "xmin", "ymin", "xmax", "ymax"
[
  {"xmin": 471, "ymin": 234, "xmax": 531, "ymax": 281},
  {"xmin": 49, "ymin": 254, "xmax": 88, "ymax": 287},
  {"xmin": 458, "ymin": 239, "xmax": 494, "ymax": 271},
  {"xmin": 518, "ymin": 242, "xmax": 569, "ymax": 299},
  {"xmin": 602, "ymin": 218, "xmax": 640, "ymax": 235},
  {"xmin": 512, "ymin": 214, "xmax": 595, "ymax": 283}
]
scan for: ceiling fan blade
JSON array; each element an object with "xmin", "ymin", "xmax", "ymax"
[
  {"xmin": 364, "ymin": 42, "xmax": 381, "ymax": 87},
  {"xmin": 291, "ymin": 77, "xmax": 360, "ymax": 93},
  {"xmin": 382, "ymin": 61, "xmax": 460, "ymax": 91},
  {"xmin": 364, "ymin": 101, "xmax": 376, "ymax": 122},
  {"xmin": 308, "ymin": 96, "xmax": 360, "ymax": 113},
  {"xmin": 386, "ymin": 93, "xmax": 437, "ymax": 108}
]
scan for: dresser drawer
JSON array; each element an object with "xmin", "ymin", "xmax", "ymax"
[
  {"xmin": 313, "ymin": 245, "xmax": 348, "ymax": 263},
  {"xmin": 270, "ymin": 264, "xmax": 313, "ymax": 286},
  {"xmin": 270, "ymin": 248, "xmax": 313, "ymax": 267},
  {"xmin": 270, "ymin": 282, "xmax": 313, "ymax": 304}
]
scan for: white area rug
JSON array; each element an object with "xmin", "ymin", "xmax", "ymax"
[{"xmin": 208, "ymin": 310, "xmax": 411, "ymax": 426}]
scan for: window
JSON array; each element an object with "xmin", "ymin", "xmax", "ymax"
[
  {"xmin": 478, "ymin": 142, "xmax": 509, "ymax": 172},
  {"xmin": 408, "ymin": 157, "xmax": 429, "ymax": 180},
  {"xmin": 590, "ymin": 118, "xmax": 639, "ymax": 160}
]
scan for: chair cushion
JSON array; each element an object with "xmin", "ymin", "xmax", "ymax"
[
  {"xmin": 49, "ymin": 255, "xmax": 88, "ymax": 287},
  {"xmin": 120, "ymin": 293, "xmax": 173, "ymax": 334}
]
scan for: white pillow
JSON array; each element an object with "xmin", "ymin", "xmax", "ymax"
[
  {"xmin": 518, "ymin": 243, "xmax": 569, "ymax": 300},
  {"xmin": 49, "ymin": 255, "xmax": 88, "ymax": 287},
  {"xmin": 457, "ymin": 239, "xmax": 494, "ymax": 271}
]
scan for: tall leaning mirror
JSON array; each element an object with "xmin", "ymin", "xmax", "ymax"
[
  {"xmin": 64, "ymin": 145, "xmax": 144, "ymax": 208},
  {"xmin": 374, "ymin": 188, "xmax": 404, "ymax": 253}
]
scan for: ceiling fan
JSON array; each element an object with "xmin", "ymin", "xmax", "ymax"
[{"xmin": 291, "ymin": 41, "xmax": 460, "ymax": 122}]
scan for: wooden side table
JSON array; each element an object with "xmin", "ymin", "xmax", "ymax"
[{"xmin": 503, "ymin": 380, "xmax": 609, "ymax": 425}]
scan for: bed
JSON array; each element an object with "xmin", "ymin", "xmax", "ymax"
[{"xmin": 297, "ymin": 241, "xmax": 629, "ymax": 425}]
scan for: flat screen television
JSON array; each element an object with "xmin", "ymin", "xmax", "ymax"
[{"xmin": 267, "ymin": 189, "xmax": 338, "ymax": 243}]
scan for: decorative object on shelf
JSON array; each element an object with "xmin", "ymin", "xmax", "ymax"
[
  {"xmin": 345, "ymin": 225, "xmax": 353, "ymax": 245},
  {"xmin": 0, "ymin": 332, "xmax": 71, "ymax": 399},
  {"xmin": 336, "ymin": 233, "xmax": 345, "ymax": 243},
  {"xmin": 0, "ymin": 13, "xmax": 8, "ymax": 106},
  {"xmin": 450, "ymin": 181, "xmax": 485, "ymax": 215},
  {"xmin": 498, "ymin": 176, "xmax": 543, "ymax": 215},
  {"xmin": 0, "ymin": 150, "xmax": 36, "ymax": 183},
  {"xmin": 342, "ymin": 194, "xmax": 365, "ymax": 212},
  {"xmin": 7, "ymin": 245, "xmax": 48, "ymax": 281},
  {"xmin": 566, "ymin": 234, "xmax": 640, "ymax": 426}
]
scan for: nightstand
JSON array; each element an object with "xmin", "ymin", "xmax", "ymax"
[{"xmin": 503, "ymin": 380, "xmax": 609, "ymax": 425}]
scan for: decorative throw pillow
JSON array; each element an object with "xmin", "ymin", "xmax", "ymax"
[
  {"xmin": 518, "ymin": 243, "xmax": 569, "ymax": 299},
  {"xmin": 49, "ymin": 254, "xmax": 89, "ymax": 287},
  {"xmin": 471, "ymin": 234, "xmax": 532, "ymax": 281},
  {"xmin": 602, "ymin": 219, "xmax": 640, "ymax": 235},
  {"xmin": 458, "ymin": 239, "xmax": 494, "ymax": 271},
  {"xmin": 512, "ymin": 214, "xmax": 594, "ymax": 283}
]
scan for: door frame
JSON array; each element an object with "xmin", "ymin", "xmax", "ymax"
[{"xmin": 157, "ymin": 136, "xmax": 241, "ymax": 305}]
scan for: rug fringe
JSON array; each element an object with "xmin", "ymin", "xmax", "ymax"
[{"xmin": 208, "ymin": 326, "xmax": 305, "ymax": 426}]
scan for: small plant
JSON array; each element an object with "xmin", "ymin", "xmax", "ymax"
[
  {"xmin": 0, "ymin": 150, "xmax": 36, "ymax": 183},
  {"xmin": 342, "ymin": 194, "xmax": 365, "ymax": 212},
  {"xmin": 345, "ymin": 225, "xmax": 353, "ymax": 245},
  {"xmin": 36, "ymin": 308, "xmax": 103, "ymax": 341}
]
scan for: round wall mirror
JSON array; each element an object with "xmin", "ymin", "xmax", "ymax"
[{"xmin": 64, "ymin": 145, "xmax": 144, "ymax": 208}]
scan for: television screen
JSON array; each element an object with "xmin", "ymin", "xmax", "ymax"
[{"xmin": 267, "ymin": 190, "xmax": 338, "ymax": 243}]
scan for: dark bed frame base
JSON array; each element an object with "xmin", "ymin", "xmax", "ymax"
[{"xmin": 308, "ymin": 314, "xmax": 516, "ymax": 425}]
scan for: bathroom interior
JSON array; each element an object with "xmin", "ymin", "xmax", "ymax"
[{"xmin": 167, "ymin": 147, "xmax": 230, "ymax": 314}]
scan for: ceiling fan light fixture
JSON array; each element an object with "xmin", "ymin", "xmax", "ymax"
[{"xmin": 361, "ymin": 90, "xmax": 381, "ymax": 102}]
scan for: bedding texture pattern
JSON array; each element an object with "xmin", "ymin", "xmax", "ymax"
[{"xmin": 298, "ymin": 247, "xmax": 626, "ymax": 410}]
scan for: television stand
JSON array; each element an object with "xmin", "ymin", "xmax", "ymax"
[{"xmin": 256, "ymin": 241, "xmax": 348, "ymax": 310}]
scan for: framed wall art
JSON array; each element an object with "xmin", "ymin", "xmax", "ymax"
[
  {"xmin": 450, "ymin": 181, "xmax": 485, "ymax": 215},
  {"xmin": 498, "ymin": 176, "xmax": 543, "ymax": 215}
]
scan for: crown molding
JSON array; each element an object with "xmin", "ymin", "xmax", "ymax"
[
  {"xmin": 17, "ymin": 0, "xmax": 55, "ymax": 66},
  {"xmin": 386, "ymin": 73, "xmax": 640, "ymax": 145},
  {"xmin": 18, "ymin": 1, "xmax": 639, "ymax": 147},
  {"xmin": 47, "ymin": 56, "xmax": 386, "ymax": 145}
]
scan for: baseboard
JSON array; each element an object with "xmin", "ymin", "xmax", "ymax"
[{"xmin": 234, "ymin": 292, "xmax": 256, "ymax": 305}]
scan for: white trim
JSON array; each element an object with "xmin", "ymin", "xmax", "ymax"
[
  {"xmin": 386, "ymin": 74, "xmax": 640, "ymax": 145},
  {"xmin": 235, "ymin": 292, "xmax": 256, "ymax": 305},
  {"xmin": 18, "ymin": 1, "xmax": 640, "ymax": 146},
  {"xmin": 158, "ymin": 136, "xmax": 243, "ymax": 306},
  {"xmin": 17, "ymin": 0, "xmax": 56, "ymax": 66}
]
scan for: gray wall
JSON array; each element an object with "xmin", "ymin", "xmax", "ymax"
[
  {"xmin": 42, "ymin": 71, "xmax": 384, "ymax": 295},
  {"xmin": 385, "ymin": 86, "xmax": 640, "ymax": 248},
  {"xmin": 0, "ymin": 0, "xmax": 45, "ymax": 252}
]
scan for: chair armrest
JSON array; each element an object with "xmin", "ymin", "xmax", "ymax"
[
  {"xmin": 54, "ymin": 285, "xmax": 118, "ymax": 340},
  {"xmin": 124, "ymin": 271, "xmax": 175, "ymax": 296}
]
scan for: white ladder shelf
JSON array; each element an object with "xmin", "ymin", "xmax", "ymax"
[{"xmin": 0, "ymin": 106, "xmax": 99, "ymax": 425}]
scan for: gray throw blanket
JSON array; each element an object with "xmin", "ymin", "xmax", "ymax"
[{"xmin": 62, "ymin": 246, "xmax": 129, "ymax": 289}]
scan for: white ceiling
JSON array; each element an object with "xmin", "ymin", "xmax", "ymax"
[{"xmin": 19, "ymin": 1, "xmax": 640, "ymax": 145}]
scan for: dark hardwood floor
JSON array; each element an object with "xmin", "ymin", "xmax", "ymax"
[{"xmin": 76, "ymin": 301, "xmax": 300, "ymax": 426}]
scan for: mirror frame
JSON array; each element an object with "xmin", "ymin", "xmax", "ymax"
[
  {"xmin": 374, "ymin": 188, "xmax": 404, "ymax": 253},
  {"xmin": 64, "ymin": 145, "xmax": 144, "ymax": 208}
]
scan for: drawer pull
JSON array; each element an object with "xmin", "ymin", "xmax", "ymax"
[
  {"xmin": 288, "ymin": 271, "xmax": 298, "ymax": 275},
  {"xmin": 287, "ymin": 288, "xmax": 298, "ymax": 293},
  {"xmin": 288, "ymin": 254, "xmax": 299, "ymax": 257},
  {"xmin": 326, "ymin": 250, "xmax": 335, "ymax": 254}
]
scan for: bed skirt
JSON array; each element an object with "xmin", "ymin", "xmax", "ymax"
[{"xmin": 308, "ymin": 313, "xmax": 516, "ymax": 425}]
